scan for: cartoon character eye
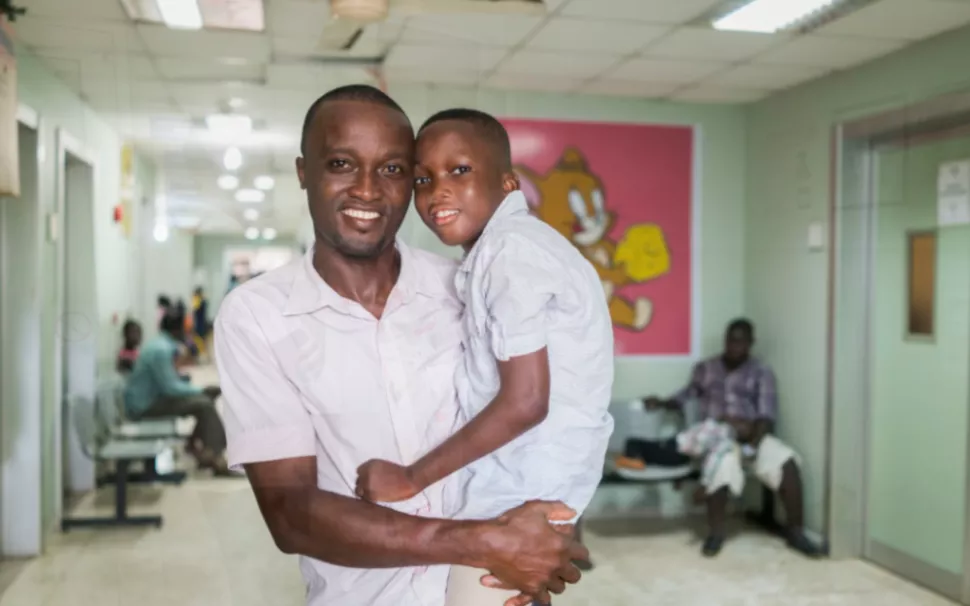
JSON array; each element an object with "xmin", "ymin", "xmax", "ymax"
[
  {"xmin": 568, "ymin": 189, "xmax": 589, "ymax": 219},
  {"xmin": 592, "ymin": 189, "xmax": 605, "ymax": 214}
]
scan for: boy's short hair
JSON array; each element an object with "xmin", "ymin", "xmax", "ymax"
[{"xmin": 419, "ymin": 108, "xmax": 513, "ymax": 171}]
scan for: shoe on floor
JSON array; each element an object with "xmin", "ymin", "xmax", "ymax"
[
  {"xmin": 787, "ymin": 531, "xmax": 826, "ymax": 558},
  {"xmin": 702, "ymin": 535, "xmax": 725, "ymax": 558}
]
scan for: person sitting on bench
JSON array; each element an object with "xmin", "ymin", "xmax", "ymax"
[
  {"xmin": 124, "ymin": 310, "xmax": 230, "ymax": 476},
  {"xmin": 616, "ymin": 319, "xmax": 823, "ymax": 558}
]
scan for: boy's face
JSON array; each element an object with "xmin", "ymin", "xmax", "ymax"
[{"xmin": 414, "ymin": 121, "xmax": 518, "ymax": 248}]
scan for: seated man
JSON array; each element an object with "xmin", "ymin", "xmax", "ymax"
[
  {"xmin": 617, "ymin": 319, "xmax": 823, "ymax": 558},
  {"xmin": 124, "ymin": 311, "xmax": 229, "ymax": 475}
]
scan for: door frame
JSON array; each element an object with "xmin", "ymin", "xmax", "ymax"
[
  {"xmin": 53, "ymin": 127, "xmax": 98, "ymax": 525},
  {"xmin": 0, "ymin": 103, "xmax": 44, "ymax": 556},
  {"xmin": 830, "ymin": 92, "xmax": 970, "ymax": 604}
]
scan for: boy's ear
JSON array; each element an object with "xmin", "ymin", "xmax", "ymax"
[{"xmin": 501, "ymin": 171, "xmax": 520, "ymax": 195}]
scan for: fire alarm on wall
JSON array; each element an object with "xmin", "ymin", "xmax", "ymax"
[{"xmin": 113, "ymin": 204, "xmax": 123, "ymax": 223}]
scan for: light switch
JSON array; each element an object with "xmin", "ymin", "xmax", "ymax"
[{"xmin": 808, "ymin": 221, "xmax": 825, "ymax": 252}]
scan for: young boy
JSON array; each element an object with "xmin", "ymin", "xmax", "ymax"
[{"xmin": 355, "ymin": 109, "xmax": 615, "ymax": 605}]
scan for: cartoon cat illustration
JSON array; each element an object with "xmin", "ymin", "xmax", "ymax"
[{"xmin": 517, "ymin": 147, "xmax": 670, "ymax": 331}]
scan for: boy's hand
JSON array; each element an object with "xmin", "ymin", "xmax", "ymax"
[{"xmin": 355, "ymin": 459, "xmax": 421, "ymax": 503}]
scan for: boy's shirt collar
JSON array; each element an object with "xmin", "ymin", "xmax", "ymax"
[{"xmin": 459, "ymin": 190, "xmax": 529, "ymax": 274}]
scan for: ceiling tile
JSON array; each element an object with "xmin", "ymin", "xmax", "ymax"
[
  {"xmin": 399, "ymin": 14, "xmax": 543, "ymax": 47},
  {"xmin": 385, "ymin": 44, "xmax": 507, "ymax": 74},
  {"xmin": 525, "ymin": 17, "xmax": 669, "ymax": 54},
  {"xmin": 38, "ymin": 57, "xmax": 82, "ymax": 90},
  {"xmin": 265, "ymin": 63, "xmax": 374, "ymax": 91},
  {"xmin": 271, "ymin": 31, "xmax": 390, "ymax": 59},
  {"xmin": 755, "ymin": 35, "xmax": 908, "ymax": 69},
  {"xmin": 265, "ymin": 0, "xmax": 332, "ymax": 36},
  {"xmin": 581, "ymin": 78, "xmax": 681, "ymax": 98},
  {"xmin": 11, "ymin": 17, "xmax": 145, "ymax": 52},
  {"xmin": 607, "ymin": 58, "xmax": 726, "ymax": 84},
  {"xmin": 671, "ymin": 85, "xmax": 768, "ymax": 104},
  {"xmin": 136, "ymin": 25, "xmax": 270, "ymax": 62},
  {"xmin": 484, "ymin": 72, "xmax": 584, "ymax": 93},
  {"xmin": 562, "ymin": 0, "xmax": 723, "ymax": 24},
  {"xmin": 643, "ymin": 27, "xmax": 786, "ymax": 61},
  {"xmin": 384, "ymin": 67, "xmax": 481, "ymax": 87},
  {"xmin": 20, "ymin": 0, "xmax": 130, "ymax": 21},
  {"xmin": 819, "ymin": 0, "xmax": 970, "ymax": 41},
  {"xmin": 703, "ymin": 64, "xmax": 831, "ymax": 90},
  {"xmin": 496, "ymin": 50, "xmax": 620, "ymax": 79},
  {"xmin": 155, "ymin": 58, "xmax": 264, "ymax": 81}
]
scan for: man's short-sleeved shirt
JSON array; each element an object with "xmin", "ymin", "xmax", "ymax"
[
  {"xmin": 451, "ymin": 191, "xmax": 615, "ymax": 521},
  {"xmin": 214, "ymin": 241, "xmax": 463, "ymax": 606}
]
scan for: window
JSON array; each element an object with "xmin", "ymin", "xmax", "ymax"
[{"xmin": 907, "ymin": 231, "xmax": 936, "ymax": 336}]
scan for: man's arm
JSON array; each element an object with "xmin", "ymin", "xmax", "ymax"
[
  {"xmin": 147, "ymin": 347, "xmax": 202, "ymax": 398},
  {"xmin": 645, "ymin": 362, "xmax": 705, "ymax": 410},
  {"xmin": 749, "ymin": 366, "xmax": 778, "ymax": 446}
]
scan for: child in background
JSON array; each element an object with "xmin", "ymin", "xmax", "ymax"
[
  {"xmin": 356, "ymin": 109, "xmax": 614, "ymax": 606},
  {"xmin": 116, "ymin": 320, "xmax": 142, "ymax": 374}
]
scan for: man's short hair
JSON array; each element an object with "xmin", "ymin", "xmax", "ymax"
[
  {"xmin": 300, "ymin": 84, "xmax": 409, "ymax": 155},
  {"xmin": 727, "ymin": 318, "xmax": 754, "ymax": 340},
  {"xmin": 159, "ymin": 311, "xmax": 183, "ymax": 335},
  {"xmin": 419, "ymin": 108, "xmax": 513, "ymax": 171}
]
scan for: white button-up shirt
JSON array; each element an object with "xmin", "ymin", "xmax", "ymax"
[
  {"xmin": 451, "ymin": 191, "xmax": 615, "ymax": 521},
  {"xmin": 214, "ymin": 241, "xmax": 463, "ymax": 606}
]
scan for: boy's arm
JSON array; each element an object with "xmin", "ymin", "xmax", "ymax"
[{"xmin": 412, "ymin": 348, "xmax": 550, "ymax": 490}]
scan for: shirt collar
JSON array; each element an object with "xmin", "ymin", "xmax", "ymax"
[
  {"xmin": 459, "ymin": 190, "xmax": 529, "ymax": 274},
  {"xmin": 283, "ymin": 238, "xmax": 439, "ymax": 317}
]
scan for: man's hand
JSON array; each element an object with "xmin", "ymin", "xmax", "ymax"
[
  {"xmin": 355, "ymin": 459, "xmax": 422, "ymax": 503},
  {"xmin": 472, "ymin": 501, "xmax": 586, "ymax": 604},
  {"xmin": 643, "ymin": 396, "xmax": 662, "ymax": 410}
]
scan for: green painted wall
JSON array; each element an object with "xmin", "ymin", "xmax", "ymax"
[
  {"xmin": 388, "ymin": 84, "xmax": 749, "ymax": 401},
  {"xmin": 746, "ymin": 25, "xmax": 970, "ymax": 539},
  {"xmin": 869, "ymin": 138, "xmax": 970, "ymax": 574}
]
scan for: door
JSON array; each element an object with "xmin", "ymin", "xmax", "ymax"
[{"xmin": 865, "ymin": 131, "xmax": 970, "ymax": 602}]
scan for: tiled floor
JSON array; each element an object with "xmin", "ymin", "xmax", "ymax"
[{"xmin": 0, "ymin": 472, "xmax": 956, "ymax": 606}]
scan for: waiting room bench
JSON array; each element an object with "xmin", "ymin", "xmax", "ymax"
[{"xmin": 61, "ymin": 391, "xmax": 183, "ymax": 531}]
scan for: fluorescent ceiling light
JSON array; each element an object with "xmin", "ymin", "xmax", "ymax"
[
  {"xmin": 206, "ymin": 113, "xmax": 252, "ymax": 138},
  {"xmin": 235, "ymin": 188, "xmax": 265, "ymax": 203},
  {"xmin": 713, "ymin": 0, "xmax": 839, "ymax": 33},
  {"xmin": 224, "ymin": 147, "xmax": 243, "ymax": 171},
  {"xmin": 228, "ymin": 97, "xmax": 246, "ymax": 109},
  {"xmin": 262, "ymin": 227, "xmax": 277, "ymax": 241},
  {"xmin": 218, "ymin": 174, "xmax": 239, "ymax": 190},
  {"xmin": 243, "ymin": 208, "xmax": 260, "ymax": 221},
  {"xmin": 254, "ymin": 175, "xmax": 275, "ymax": 191},
  {"xmin": 156, "ymin": 0, "xmax": 203, "ymax": 30},
  {"xmin": 245, "ymin": 226, "xmax": 260, "ymax": 240}
]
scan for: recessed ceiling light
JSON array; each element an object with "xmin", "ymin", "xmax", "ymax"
[
  {"xmin": 245, "ymin": 226, "xmax": 260, "ymax": 240},
  {"xmin": 713, "ymin": 0, "xmax": 842, "ymax": 33},
  {"xmin": 254, "ymin": 175, "xmax": 275, "ymax": 191},
  {"xmin": 155, "ymin": 0, "xmax": 203, "ymax": 30},
  {"xmin": 262, "ymin": 227, "xmax": 278, "ymax": 241},
  {"xmin": 235, "ymin": 188, "xmax": 265, "ymax": 203},
  {"xmin": 223, "ymin": 147, "xmax": 243, "ymax": 171},
  {"xmin": 153, "ymin": 220, "xmax": 169, "ymax": 242},
  {"xmin": 228, "ymin": 97, "xmax": 246, "ymax": 109},
  {"xmin": 207, "ymin": 113, "xmax": 252, "ymax": 138},
  {"xmin": 243, "ymin": 208, "xmax": 260, "ymax": 221},
  {"xmin": 218, "ymin": 174, "xmax": 239, "ymax": 190}
]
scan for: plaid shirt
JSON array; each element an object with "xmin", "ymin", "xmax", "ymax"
[{"xmin": 672, "ymin": 356, "xmax": 778, "ymax": 422}]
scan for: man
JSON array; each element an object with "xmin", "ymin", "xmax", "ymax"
[
  {"xmin": 213, "ymin": 85, "xmax": 585, "ymax": 606},
  {"xmin": 124, "ymin": 311, "xmax": 228, "ymax": 475},
  {"xmin": 629, "ymin": 319, "xmax": 822, "ymax": 558}
]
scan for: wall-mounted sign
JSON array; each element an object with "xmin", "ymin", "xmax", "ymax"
[
  {"xmin": 938, "ymin": 160, "xmax": 970, "ymax": 227},
  {"xmin": 0, "ymin": 17, "xmax": 19, "ymax": 198}
]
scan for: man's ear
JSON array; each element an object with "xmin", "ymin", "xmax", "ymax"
[
  {"xmin": 296, "ymin": 157, "xmax": 307, "ymax": 190},
  {"xmin": 502, "ymin": 171, "xmax": 520, "ymax": 195}
]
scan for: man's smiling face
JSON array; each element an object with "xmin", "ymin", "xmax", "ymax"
[{"xmin": 297, "ymin": 99, "xmax": 415, "ymax": 259}]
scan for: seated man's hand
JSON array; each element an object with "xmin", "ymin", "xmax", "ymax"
[
  {"xmin": 355, "ymin": 459, "xmax": 421, "ymax": 503},
  {"xmin": 475, "ymin": 501, "xmax": 586, "ymax": 606},
  {"xmin": 643, "ymin": 396, "xmax": 662, "ymax": 410}
]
